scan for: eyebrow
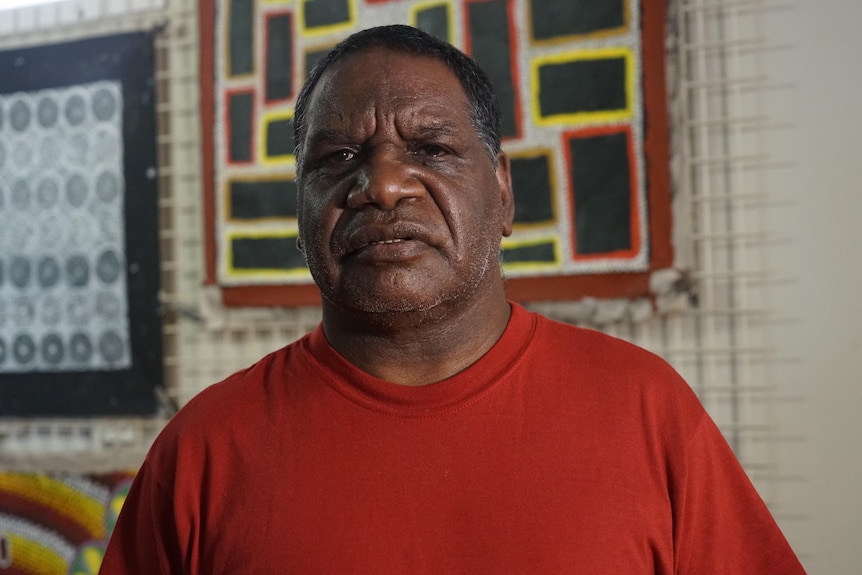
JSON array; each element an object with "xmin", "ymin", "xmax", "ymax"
[
  {"xmin": 305, "ymin": 121, "xmax": 460, "ymax": 149},
  {"xmin": 411, "ymin": 122, "xmax": 460, "ymax": 139},
  {"xmin": 305, "ymin": 128, "xmax": 353, "ymax": 148}
]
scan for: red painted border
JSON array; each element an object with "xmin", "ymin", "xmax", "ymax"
[
  {"xmin": 224, "ymin": 87, "xmax": 256, "ymax": 166},
  {"xmin": 563, "ymin": 124, "xmax": 641, "ymax": 262},
  {"xmin": 462, "ymin": 0, "xmax": 524, "ymax": 142},
  {"xmin": 201, "ymin": 0, "xmax": 217, "ymax": 285},
  {"xmin": 200, "ymin": 0, "xmax": 671, "ymax": 305}
]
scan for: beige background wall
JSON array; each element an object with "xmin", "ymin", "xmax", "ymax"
[{"xmin": 762, "ymin": 1, "xmax": 862, "ymax": 572}]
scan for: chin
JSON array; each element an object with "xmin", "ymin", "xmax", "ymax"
[
  {"xmin": 325, "ymin": 285, "xmax": 446, "ymax": 315},
  {"xmin": 313, "ymin": 252, "xmax": 499, "ymax": 318}
]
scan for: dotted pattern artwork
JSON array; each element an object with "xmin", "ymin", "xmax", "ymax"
[{"xmin": 0, "ymin": 81, "xmax": 130, "ymax": 373}]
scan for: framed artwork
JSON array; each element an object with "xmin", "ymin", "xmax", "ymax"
[
  {"xmin": 0, "ymin": 32, "xmax": 163, "ymax": 417},
  {"xmin": 200, "ymin": 0, "xmax": 671, "ymax": 306}
]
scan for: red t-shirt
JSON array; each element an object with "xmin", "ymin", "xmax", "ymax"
[{"xmin": 100, "ymin": 303, "xmax": 805, "ymax": 574}]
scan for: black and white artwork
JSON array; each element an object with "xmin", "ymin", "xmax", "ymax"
[
  {"xmin": 0, "ymin": 81, "xmax": 131, "ymax": 373},
  {"xmin": 0, "ymin": 32, "xmax": 163, "ymax": 417}
]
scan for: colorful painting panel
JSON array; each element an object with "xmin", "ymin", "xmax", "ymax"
[{"xmin": 200, "ymin": 0, "xmax": 671, "ymax": 305}]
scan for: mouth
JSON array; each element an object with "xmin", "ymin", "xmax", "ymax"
[
  {"xmin": 343, "ymin": 223, "xmax": 431, "ymax": 259},
  {"xmin": 367, "ymin": 238, "xmax": 407, "ymax": 246},
  {"xmin": 348, "ymin": 235, "xmax": 417, "ymax": 257}
]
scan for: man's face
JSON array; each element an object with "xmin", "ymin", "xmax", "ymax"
[{"xmin": 297, "ymin": 48, "xmax": 514, "ymax": 315}]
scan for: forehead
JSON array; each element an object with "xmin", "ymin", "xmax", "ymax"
[{"xmin": 306, "ymin": 48, "xmax": 472, "ymax": 127}]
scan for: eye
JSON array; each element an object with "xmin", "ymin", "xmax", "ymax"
[
  {"xmin": 413, "ymin": 143, "xmax": 449, "ymax": 158},
  {"xmin": 327, "ymin": 148, "xmax": 358, "ymax": 163}
]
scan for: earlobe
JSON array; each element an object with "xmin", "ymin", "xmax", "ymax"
[{"xmin": 495, "ymin": 152, "xmax": 515, "ymax": 237}]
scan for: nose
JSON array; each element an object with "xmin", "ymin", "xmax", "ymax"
[{"xmin": 345, "ymin": 146, "xmax": 425, "ymax": 210}]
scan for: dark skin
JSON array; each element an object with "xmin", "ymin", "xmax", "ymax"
[{"xmin": 296, "ymin": 48, "xmax": 515, "ymax": 386}]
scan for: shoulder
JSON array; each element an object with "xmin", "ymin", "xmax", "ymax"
[
  {"xmin": 148, "ymin": 335, "xmax": 312, "ymax": 458},
  {"xmin": 179, "ymin": 345, "xmax": 288, "ymax": 420},
  {"xmin": 518, "ymin": 306, "xmax": 705, "ymax": 421},
  {"xmin": 527, "ymin": 307, "xmax": 682, "ymax": 380}
]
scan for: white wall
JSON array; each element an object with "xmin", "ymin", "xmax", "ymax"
[{"xmin": 763, "ymin": 2, "xmax": 862, "ymax": 573}]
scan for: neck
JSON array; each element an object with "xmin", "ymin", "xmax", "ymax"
[{"xmin": 321, "ymin": 288, "xmax": 512, "ymax": 386}]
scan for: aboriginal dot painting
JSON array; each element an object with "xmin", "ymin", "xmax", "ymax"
[
  {"xmin": 0, "ymin": 471, "xmax": 134, "ymax": 574},
  {"xmin": 201, "ymin": 0, "xmax": 671, "ymax": 306},
  {"xmin": 0, "ymin": 82, "xmax": 130, "ymax": 373},
  {"xmin": 0, "ymin": 32, "xmax": 162, "ymax": 417}
]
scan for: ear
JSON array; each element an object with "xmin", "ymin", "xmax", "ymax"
[{"xmin": 494, "ymin": 151, "xmax": 515, "ymax": 237}]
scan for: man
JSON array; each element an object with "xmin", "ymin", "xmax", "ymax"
[{"xmin": 101, "ymin": 25, "xmax": 805, "ymax": 574}]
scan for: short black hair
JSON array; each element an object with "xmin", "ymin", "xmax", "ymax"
[{"xmin": 292, "ymin": 24, "xmax": 502, "ymax": 172}]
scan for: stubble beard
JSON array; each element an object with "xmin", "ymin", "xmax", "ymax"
[{"xmin": 308, "ymin": 236, "xmax": 500, "ymax": 319}]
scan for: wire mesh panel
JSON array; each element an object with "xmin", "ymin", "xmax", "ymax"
[{"xmin": 597, "ymin": 0, "xmax": 796, "ymax": 518}]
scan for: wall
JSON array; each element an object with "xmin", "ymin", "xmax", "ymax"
[{"xmin": 762, "ymin": 1, "xmax": 862, "ymax": 573}]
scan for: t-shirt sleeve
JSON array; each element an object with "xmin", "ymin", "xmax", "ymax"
[
  {"xmin": 99, "ymin": 458, "xmax": 186, "ymax": 575},
  {"xmin": 669, "ymin": 388, "xmax": 806, "ymax": 574}
]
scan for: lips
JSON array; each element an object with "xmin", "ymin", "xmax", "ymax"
[{"xmin": 342, "ymin": 220, "xmax": 433, "ymax": 257}]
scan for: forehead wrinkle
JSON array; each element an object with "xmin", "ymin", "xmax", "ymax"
[
  {"xmin": 306, "ymin": 104, "xmax": 377, "ymax": 146},
  {"xmin": 391, "ymin": 102, "xmax": 468, "ymax": 141},
  {"xmin": 308, "ymin": 51, "xmax": 473, "ymax": 147},
  {"xmin": 307, "ymin": 68, "xmax": 379, "ymax": 138}
]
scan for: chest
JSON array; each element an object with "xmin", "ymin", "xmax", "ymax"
[{"xmin": 190, "ymin": 413, "xmax": 674, "ymax": 574}]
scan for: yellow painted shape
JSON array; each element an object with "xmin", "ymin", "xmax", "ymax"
[
  {"xmin": 531, "ymin": 46, "xmax": 635, "ymax": 127},
  {"xmin": 527, "ymin": 0, "xmax": 631, "ymax": 46},
  {"xmin": 298, "ymin": 0, "xmax": 357, "ymax": 38},
  {"xmin": 223, "ymin": 0, "xmax": 257, "ymax": 80},
  {"xmin": 508, "ymin": 148, "xmax": 558, "ymax": 229},
  {"xmin": 0, "ymin": 474, "xmax": 104, "ymax": 540},
  {"xmin": 224, "ymin": 176, "xmax": 298, "ymax": 223},
  {"xmin": 5, "ymin": 532, "xmax": 68, "ymax": 575},
  {"xmin": 109, "ymin": 491, "xmax": 126, "ymax": 520},
  {"xmin": 501, "ymin": 236, "xmax": 562, "ymax": 273},
  {"xmin": 410, "ymin": 0, "xmax": 455, "ymax": 45},
  {"xmin": 226, "ymin": 229, "xmax": 310, "ymax": 279},
  {"xmin": 75, "ymin": 545, "xmax": 104, "ymax": 574},
  {"xmin": 259, "ymin": 108, "xmax": 296, "ymax": 166}
]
